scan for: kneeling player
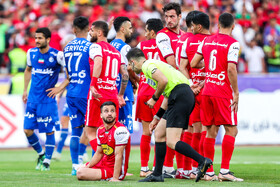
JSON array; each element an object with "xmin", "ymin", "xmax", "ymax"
[{"xmin": 77, "ymin": 101, "xmax": 131, "ymax": 181}]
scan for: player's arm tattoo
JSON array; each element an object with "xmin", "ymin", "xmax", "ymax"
[{"xmin": 119, "ymin": 64, "xmax": 129, "ymax": 95}]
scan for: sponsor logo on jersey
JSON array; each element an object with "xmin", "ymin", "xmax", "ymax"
[
  {"xmin": 101, "ymin": 144, "xmax": 114, "ymax": 155},
  {"xmin": 158, "ymin": 39, "xmax": 168, "ymax": 43}
]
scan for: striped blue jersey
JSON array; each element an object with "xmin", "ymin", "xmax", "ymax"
[
  {"xmin": 64, "ymin": 38, "xmax": 93, "ymax": 98},
  {"xmin": 27, "ymin": 47, "xmax": 64, "ymax": 103},
  {"xmin": 110, "ymin": 39, "xmax": 134, "ymax": 102}
]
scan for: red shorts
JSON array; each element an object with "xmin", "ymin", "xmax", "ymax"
[
  {"xmin": 135, "ymin": 95, "xmax": 164, "ymax": 122},
  {"xmin": 189, "ymin": 94, "xmax": 202, "ymax": 126},
  {"xmin": 85, "ymin": 98, "xmax": 119, "ymax": 127},
  {"xmin": 89, "ymin": 161, "xmax": 114, "ymax": 180},
  {"xmin": 201, "ymin": 95, "xmax": 237, "ymax": 126}
]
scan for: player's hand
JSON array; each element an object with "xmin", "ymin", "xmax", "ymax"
[
  {"xmin": 191, "ymin": 84, "xmax": 200, "ymax": 95},
  {"xmin": 146, "ymin": 98, "xmax": 156, "ymax": 108},
  {"xmin": 149, "ymin": 118, "xmax": 159, "ymax": 133},
  {"xmin": 117, "ymin": 95, "xmax": 126, "ymax": 107},
  {"xmin": 229, "ymin": 93, "xmax": 239, "ymax": 113},
  {"xmin": 90, "ymin": 86, "xmax": 102, "ymax": 101},
  {"xmin": 109, "ymin": 178, "xmax": 121, "ymax": 182},
  {"xmin": 46, "ymin": 87, "xmax": 61, "ymax": 98},
  {"xmin": 22, "ymin": 91, "xmax": 28, "ymax": 104}
]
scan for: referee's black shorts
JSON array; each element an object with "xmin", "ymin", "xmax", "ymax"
[{"xmin": 163, "ymin": 84, "xmax": 195, "ymax": 130}]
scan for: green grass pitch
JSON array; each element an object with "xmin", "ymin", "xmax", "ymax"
[{"xmin": 0, "ymin": 146, "xmax": 279, "ymax": 186}]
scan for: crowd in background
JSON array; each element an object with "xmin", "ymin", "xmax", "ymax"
[{"xmin": 0, "ymin": 0, "xmax": 280, "ymax": 75}]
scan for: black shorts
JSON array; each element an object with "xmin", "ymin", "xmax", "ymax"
[{"xmin": 163, "ymin": 84, "xmax": 195, "ymax": 130}]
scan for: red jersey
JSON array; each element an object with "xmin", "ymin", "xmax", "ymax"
[
  {"xmin": 89, "ymin": 41, "xmax": 125, "ymax": 99},
  {"xmin": 97, "ymin": 122, "xmax": 131, "ymax": 178},
  {"xmin": 185, "ymin": 33, "xmax": 210, "ymax": 84},
  {"xmin": 197, "ymin": 33, "xmax": 240, "ymax": 99},
  {"xmin": 137, "ymin": 39, "xmax": 159, "ymax": 96},
  {"xmin": 156, "ymin": 27, "xmax": 183, "ymax": 64},
  {"xmin": 175, "ymin": 32, "xmax": 193, "ymax": 69}
]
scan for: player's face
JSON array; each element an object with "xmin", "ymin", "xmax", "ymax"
[
  {"xmin": 89, "ymin": 26, "xmax": 98, "ymax": 43},
  {"xmin": 128, "ymin": 59, "xmax": 141, "ymax": 74},
  {"xmin": 144, "ymin": 25, "xmax": 152, "ymax": 40},
  {"xmin": 35, "ymin": 33, "xmax": 48, "ymax": 49},
  {"xmin": 164, "ymin": 9, "xmax": 181, "ymax": 30},
  {"xmin": 191, "ymin": 22, "xmax": 200, "ymax": 34},
  {"xmin": 101, "ymin": 105, "xmax": 116, "ymax": 124},
  {"xmin": 123, "ymin": 21, "xmax": 133, "ymax": 40}
]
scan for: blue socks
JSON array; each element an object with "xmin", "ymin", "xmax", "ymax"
[
  {"xmin": 78, "ymin": 143, "xmax": 87, "ymax": 164},
  {"xmin": 70, "ymin": 127, "xmax": 83, "ymax": 165},
  {"xmin": 56, "ymin": 128, "xmax": 68, "ymax": 153},
  {"xmin": 45, "ymin": 133, "xmax": 55, "ymax": 160},
  {"xmin": 27, "ymin": 133, "xmax": 43, "ymax": 155}
]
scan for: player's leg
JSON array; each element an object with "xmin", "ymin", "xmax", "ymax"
[
  {"xmin": 24, "ymin": 103, "xmax": 45, "ymax": 169},
  {"xmin": 182, "ymin": 128, "xmax": 193, "ymax": 179},
  {"xmin": 174, "ymin": 132, "xmax": 184, "ymax": 179},
  {"xmin": 139, "ymin": 118, "xmax": 167, "ymax": 182},
  {"xmin": 78, "ymin": 130, "xmax": 89, "ymax": 164},
  {"xmin": 77, "ymin": 167, "xmax": 102, "ymax": 181},
  {"xmin": 41, "ymin": 131, "xmax": 55, "ymax": 171},
  {"xmin": 191, "ymin": 121, "xmax": 202, "ymax": 177}
]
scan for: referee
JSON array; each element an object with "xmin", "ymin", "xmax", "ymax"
[{"xmin": 126, "ymin": 48, "xmax": 212, "ymax": 182}]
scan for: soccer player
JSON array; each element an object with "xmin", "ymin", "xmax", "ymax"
[
  {"xmin": 77, "ymin": 101, "xmax": 131, "ymax": 181},
  {"xmin": 156, "ymin": 2, "xmax": 184, "ymax": 177},
  {"xmin": 85, "ymin": 21, "xmax": 128, "ymax": 156},
  {"xmin": 191, "ymin": 12, "xmax": 244, "ymax": 182},
  {"xmin": 179, "ymin": 12, "xmax": 212, "ymax": 180},
  {"xmin": 48, "ymin": 16, "xmax": 95, "ymax": 175},
  {"xmin": 23, "ymin": 27, "xmax": 64, "ymax": 171},
  {"xmin": 110, "ymin": 16, "xmax": 138, "ymax": 134},
  {"xmin": 126, "ymin": 48, "xmax": 212, "ymax": 183},
  {"xmin": 136, "ymin": 18, "xmax": 164, "ymax": 177}
]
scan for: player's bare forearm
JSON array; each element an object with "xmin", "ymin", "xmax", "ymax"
[
  {"xmin": 113, "ymin": 145, "xmax": 125, "ymax": 180},
  {"xmin": 179, "ymin": 58, "xmax": 191, "ymax": 79},
  {"xmin": 191, "ymin": 53, "xmax": 204, "ymax": 68},
  {"xmin": 24, "ymin": 66, "xmax": 32, "ymax": 92},
  {"xmin": 119, "ymin": 64, "xmax": 128, "ymax": 96},
  {"xmin": 87, "ymin": 146, "xmax": 103, "ymax": 168},
  {"xmin": 228, "ymin": 63, "xmax": 239, "ymax": 95},
  {"xmin": 165, "ymin": 55, "xmax": 177, "ymax": 68},
  {"xmin": 128, "ymin": 68, "xmax": 139, "ymax": 89},
  {"xmin": 160, "ymin": 97, "xmax": 168, "ymax": 110},
  {"xmin": 151, "ymin": 69, "xmax": 167, "ymax": 98},
  {"xmin": 46, "ymin": 79, "xmax": 69, "ymax": 98}
]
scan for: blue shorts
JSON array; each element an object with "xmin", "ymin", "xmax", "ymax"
[
  {"xmin": 119, "ymin": 101, "xmax": 133, "ymax": 133},
  {"xmin": 66, "ymin": 96, "xmax": 87, "ymax": 128},
  {"xmin": 24, "ymin": 102, "xmax": 60, "ymax": 133},
  {"xmin": 62, "ymin": 103, "xmax": 70, "ymax": 116}
]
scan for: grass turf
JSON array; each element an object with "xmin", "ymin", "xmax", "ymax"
[{"xmin": 0, "ymin": 146, "xmax": 279, "ymax": 186}]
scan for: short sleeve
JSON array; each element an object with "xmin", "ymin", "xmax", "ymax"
[
  {"xmin": 57, "ymin": 51, "xmax": 65, "ymax": 66},
  {"xmin": 227, "ymin": 42, "xmax": 240, "ymax": 64},
  {"xmin": 89, "ymin": 43, "xmax": 103, "ymax": 60},
  {"xmin": 142, "ymin": 61, "xmax": 157, "ymax": 79},
  {"xmin": 26, "ymin": 49, "xmax": 31, "ymax": 67},
  {"xmin": 156, "ymin": 32, "xmax": 173, "ymax": 58},
  {"xmin": 96, "ymin": 128, "xmax": 101, "ymax": 145},
  {"xmin": 197, "ymin": 39, "xmax": 205, "ymax": 55},
  {"xmin": 120, "ymin": 54, "xmax": 126, "ymax": 65},
  {"xmin": 136, "ymin": 43, "xmax": 141, "ymax": 49},
  {"xmin": 180, "ymin": 38, "xmax": 188, "ymax": 58},
  {"xmin": 120, "ymin": 45, "xmax": 131, "ymax": 65},
  {"xmin": 114, "ymin": 126, "xmax": 130, "ymax": 145}
]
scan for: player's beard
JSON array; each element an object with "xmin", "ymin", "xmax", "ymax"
[
  {"xmin": 125, "ymin": 32, "xmax": 131, "ymax": 40},
  {"xmin": 103, "ymin": 116, "xmax": 116, "ymax": 124},
  {"xmin": 37, "ymin": 41, "xmax": 48, "ymax": 49},
  {"xmin": 91, "ymin": 35, "xmax": 98, "ymax": 43}
]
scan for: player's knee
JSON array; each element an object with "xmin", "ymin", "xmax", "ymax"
[
  {"xmin": 76, "ymin": 169, "xmax": 85, "ymax": 180},
  {"xmin": 166, "ymin": 139, "xmax": 176, "ymax": 150},
  {"xmin": 24, "ymin": 129, "xmax": 33, "ymax": 137},
  {"xmin": 154, "ymin": 129, "xmax": 165, "ymax": 142}
]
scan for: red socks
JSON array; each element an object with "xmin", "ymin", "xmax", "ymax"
[
  {"xmin": 191, "ymin": 132, "xmax": 201, "ymax": 168},
  {"xmin": 204, "ymin": 137, "xmax": 215, "ymax": 172},
  {"xmin": 164, "ymin": 145, "xmax": 175, "ymax": 167},
  {"xmin": 140, "ymin": 135, "xmax": 151, "ymax": 167},
  {"xmin": 221, "ymin": 135, "xmax": 235, "ymax": 169},
  {"xmin": 89, "ymin": 138, "xmax": 97, "ymax": 152},
  {"xmin": 199, "ymin": 131, "xmax": 206, "ymax": 156},
  {"xmin": 183, "ymin": 131, "xmax": 193, "ymax": 170}
]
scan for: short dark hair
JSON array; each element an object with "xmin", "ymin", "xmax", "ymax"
[
  {"xmin": 92, "ymin": 21, "xmax": 109, "ymax": 37},
  {"xmin": 192, "ymin": 12, "xmax": 210, "ymax": 30},
  {"xmin": 219, "ymin": 13, "xmax": 234, "ymax": 28},
  {"xmin": 100, "ymin": 101, "xmax": 116, "ymax": 111},
  {"xmin": 186, "ymin": 10, "xmax": 201, "ymax": 28},
  {"xmin": 35, "ymin": 27, "xmax": 51, "ymax": 39},
  {"xmin": 162, "ymin": 2, "xmax": 181, "ymax": 16},
  {"xmin": 113, "ymin": 17, "xmax": 130, "ymax": 32},
  {"xmin": 146, "ymin": 19, "xmax": 163, "ymax": 34},
  {"xmin": 73, "ymin": 16, "xmax": 89, "ymax": 30},
  {"xmin": 126, "ymin": 48, "xmax": 145, "ymax": 62}
]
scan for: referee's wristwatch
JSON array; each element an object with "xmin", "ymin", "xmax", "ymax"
[{"xmin": 152, "ymin": 94, "xmax": 159, "ymax": 102}]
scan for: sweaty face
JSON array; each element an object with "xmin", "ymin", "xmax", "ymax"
[
  {"xmin": 101, "ymin": 105, "xmax": 117, "ymax": 124},
  {"xmin": 164, "ymin": 9, "xmax": 180, "ymax": 30},
  {"xmin": 89, "ymin": 26, "xmax": 98, "ymax": 43},
  {"xmin": 123, "ymin": 21, "xmax": 133, "ymax": 40},
  {"xmin": 35, "ymin": 33, "xmax": 48, "ymax": 49}
]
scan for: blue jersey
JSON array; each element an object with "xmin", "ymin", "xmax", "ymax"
[
  {"xmin": 110, "ymin": 39, "xmax": 134, "ymax": 102},
  {"xmin": 27, "ymin": 47, "xmax": 64, "ymax": 104},
  {"xmin": 64, "ymin": 38, "xmax": 93, "ymax": 99}
]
